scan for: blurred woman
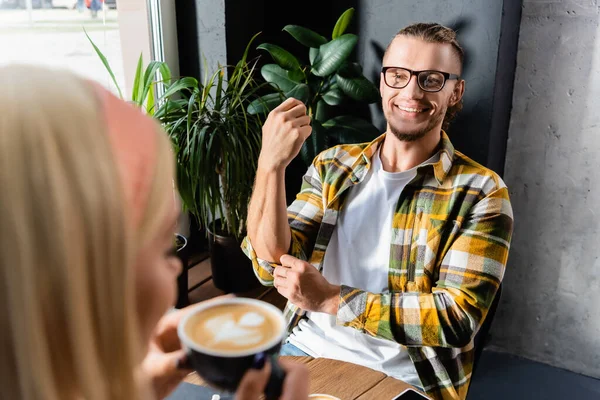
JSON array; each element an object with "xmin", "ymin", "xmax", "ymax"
[{"xmin": 0, "ymin": 64, "xmax": 308, "ymax": 400}]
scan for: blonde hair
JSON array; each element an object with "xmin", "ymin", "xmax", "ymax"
[{"xmin": 0, "ymin": 65, "xmax": 175, "ymax": 400}]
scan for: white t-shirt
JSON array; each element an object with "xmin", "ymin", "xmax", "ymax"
[{"xmin": 288, "ymin": 149, "xmax": 439, "ymax": 388}]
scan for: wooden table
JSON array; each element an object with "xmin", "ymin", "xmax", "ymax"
[{"xmin": 184, "ymin": 356, "xmax": 430, "ymax": 399}]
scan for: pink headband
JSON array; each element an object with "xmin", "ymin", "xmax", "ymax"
[{"xmin": 91, "ymin": 83, "xmax": 158, "ymax": 228}]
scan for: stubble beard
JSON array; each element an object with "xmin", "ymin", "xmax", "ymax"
[{"xmin": 387, "ymin": 105, "xmax": 447, "ymax": 142}]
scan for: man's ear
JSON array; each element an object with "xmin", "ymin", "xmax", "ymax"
[{"xmin": 449, "ymin": 80, "xmax": 465, "ymax": 106}]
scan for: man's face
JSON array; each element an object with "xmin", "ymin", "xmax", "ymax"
[{"xmin": 380, "ymin": 36, "xmax": 464, "ymax": 142}]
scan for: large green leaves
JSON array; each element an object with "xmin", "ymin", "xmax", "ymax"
[
  {"xmin": 247, "ymin": 92, "xmax": 285, "ymax": 115},
  {"xmin": 323, "ymin": 116, "xmax": 381, "ymax": 144},
  {"xmin": 312, "ymin": 34, "xmax": 358, "ymax": 77},
  {"xmin": 251, "ymin": 7, "xmax": 382, "ymax": 167},
  {"xmin": 285, "ymin": 83, "xmax": 310, "ymax": 104},
  {"xmin": 261, "ymin": 64, "xmax": 298, "ymax": 92},
  {"xmin": 257, "ymin": 43, "xmax": 301, "ymax": 71},
  {"xmin": 309, "ymin": 48, "xmax": 319, "ymax": 65},
  {"xmin": 335, "ymin": 73, "xmax": 380, "ymax": 103},
  {"xmin": 332, "ymin": 7, "xmax": 354, "ymax": 39},
  {"xmin": 300, "ymin": 120, "xmax": 326, "ymax": 166},
  {"xmin": 322, "ymin": 88, "xmax": 345, "ymax": 106},
  {"xmin": 283, "ymin": 25, "xmax": 327, "ymax": 47}
]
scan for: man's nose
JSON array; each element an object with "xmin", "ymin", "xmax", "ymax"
[{"xmin": 401, "ymin": 74, "xmax": 425, "ymax": 99}]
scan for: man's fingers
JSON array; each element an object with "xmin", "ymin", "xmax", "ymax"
[
  {"xmin": 280, "ymin": 254, "xmax": 305, "ymax": 270},
  {"xmin": 293, "ymin": 115, "xmax": 311, "ymax": 127},
  {"xmin": 273, "ymin": 266, "xmax": 290, "ymax": 279},
  {"xmin": 273, "ymin": 276, "xmax": 288, "ymax": 290},
  {"xmin": 287, "ymin": 102, "xmax": 308, "ymax": 118},
  {"xmin": 274, "ymin": 97, "xmax": 303, "ymax": 112}
]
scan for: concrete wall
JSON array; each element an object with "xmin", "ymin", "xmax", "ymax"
[
  {"xmin": 194, "ymin": 0, "xmax": 226, "ymax": 76},
  {"xmin": 492, "ymin": 0, "xmax": 600, "ymax": 378}
]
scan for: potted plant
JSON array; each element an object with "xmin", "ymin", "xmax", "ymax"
[
  {"xmin": 155, "ymin": 33, "xmax": 273, "ymax": 293},
  {"xmin": 247, "ymin": 7, "xmax": 381, "ymax": 167},
  {"xmin": 86, "ymin": 32, "xmax": 200, "ymax": 301}
]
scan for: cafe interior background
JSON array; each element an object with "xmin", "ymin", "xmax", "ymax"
[{"xmin": 1, "ymin": 0, "xmax": 598, "ymax": 398}]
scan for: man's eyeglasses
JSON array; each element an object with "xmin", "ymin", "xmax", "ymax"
[{"xmin": 381, "ymin": 66, "xmax": 460, "ymax": 93}]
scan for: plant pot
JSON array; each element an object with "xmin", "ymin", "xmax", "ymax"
[
  {"xmin": 187, "ymin": 212, "xmax": 209, "ymax": 254},
  {"xmin": 207, "ymin": 219, "xmax": 262, "ymax": 293},
  {"xmin": 174, "ymin": 233, "xmax": 190, "ymax": 309}
]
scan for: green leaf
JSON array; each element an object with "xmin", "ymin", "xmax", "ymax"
[
  {"xmin": 257, "ymin": 43, "xmax": 301, "ymax": 71},
  {"xmin": 146, "ymin": 82, "xmax": 155, "ymax": 115},
  {"xmin": 288, "ymin": 69, "xmax": 305, "ymax": 82},
  {"xmin": 158, "ymin": 62, "xmax": 172, "ymax": 85},
  {"xmin": 160, "ymin": 77, "xmax": 198, "ymax": 100},
  {"xmin": 247, "ymin": 93, "xmax": 285, "ymax": 115},
  {"xmin": 337, "ymin": 61, "xmax": 363, "ymax": 78},
  {"xmin": 309, "ymin": 48, "xmax": 319, "ymax": 66},
  {"xmin": 140, "ymin": 61, "xmax": 166, "ymax": 108},
  {"xmin": 131, "ymin": 54, "xmax": 145, "ymax": 105},
  {"xmin": 322, "ymin": 88, "xmax": 345, "ymax": 106},
  {"xmin": 332, "ymin": 7, "xmax": 355, "ymax": 39},
  {"xmin": 84, "ymin": 28, "xmax": 123, "ymax": 99},
  {"xmin": 300, "ymin": 120, "xmax": 326, "ymax": 166},
  {"xmin": 335, "ymin": 74, "xmax": 380, "ymax": 103},
  {"xmin": 261, "ymin": 64, "xmax": 298, "ymax": 92},
  {"xmin": 283, "ymin": 25, "xmax": 327, "ymax": 47},
  {"xmin": 285, "ymin": 83, "xmax": 310, "ymax": 104},
  {"xmin": 315, "ymin": 99, "xmax": 329, "ymax": 122},
  {"xmin": 323, "ymin": 116, "xmax": 381, "ymax": 143},
  {"xmin": 312, "ymin": 34, "xmax": 358, "ymax": 77}
]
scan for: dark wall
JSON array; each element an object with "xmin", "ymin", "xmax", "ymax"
[
  {"xmin": 224, "ymin": 0, "xmax": 360, "ymax": 70},
  {"xmin": 175, "ymin": 0, "xmax": 200, "ymax": 79}
]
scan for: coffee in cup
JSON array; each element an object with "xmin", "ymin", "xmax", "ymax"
[
  {"xmin": 178, "ymin": 297, "xmax": 287, "ymax": 397},
  {"xmin": 183, "ymin": 301, "xmax": 280, "ymax": 354}
]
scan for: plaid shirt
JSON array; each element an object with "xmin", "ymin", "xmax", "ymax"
[{"xmin": 241, "ymin": 132, "xmax": 513, "ymax": 400}]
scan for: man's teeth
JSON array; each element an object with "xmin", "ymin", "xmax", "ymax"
[{"xmin": 397, "ymin": 105, "xmax": 426, "ymax": 113}]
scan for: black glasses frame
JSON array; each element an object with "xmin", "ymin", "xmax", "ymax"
[{"xmin": 381, "ymin": 66, "xmax": 461, "ymax": 92}]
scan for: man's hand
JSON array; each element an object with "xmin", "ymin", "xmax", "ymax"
[
  {"xmin": 258, "ymin": 97, "xmax": 312, "ymax": 172},
  {"xmin": 273, "ymin": 254, "xmax": 341, "ymax": 314}
]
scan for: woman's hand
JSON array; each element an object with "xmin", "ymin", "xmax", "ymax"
[
  {"xmin": 141, "ymin": 307, "xmax": 193, "ymax": 399},
  {"xmin": 236, "ymin": 358, "xmax": 309, "ymax": 400},
  {"xmin": 142, "ymin": 296, "xmax": 235, "ymax": 399}
]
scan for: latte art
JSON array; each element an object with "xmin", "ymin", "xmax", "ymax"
[
  {"xmin": 204, "ymin": 311, "xmax": 267, "ymax": 347},
  {"xmin": 184, "ymin": 302, "xmax": 281, "ymax": 353}
]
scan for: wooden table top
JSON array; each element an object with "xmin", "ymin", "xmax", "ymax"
[{"xmin": 184, "ymin": 355, "xmax": 430, "ymax": 399}]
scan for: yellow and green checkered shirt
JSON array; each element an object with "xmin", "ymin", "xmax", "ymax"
[{"xmin": 241, "ymin": 132, "xmax": 513, "ymax": 400}]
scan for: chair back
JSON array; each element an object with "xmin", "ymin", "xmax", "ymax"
[{"xmin": 472, "ymin": 283, "xmax": 503, "ymax": 375}]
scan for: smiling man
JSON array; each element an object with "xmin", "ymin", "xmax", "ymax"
[{"xmin": 243, "ymin": 23, "xmax": 514, "ymax": 400}]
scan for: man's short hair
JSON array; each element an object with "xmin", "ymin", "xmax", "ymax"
[{"xmin": 386, "ymin": 23, "xmax": 465, "ymax": 131}]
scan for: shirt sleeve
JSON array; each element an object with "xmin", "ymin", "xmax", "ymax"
[
  {"xmin": 240, "ymin": 162, "xmax": 325, "ymax": 285},
  {"xmin": 336, "ymin": 186, "xmax": 514, "ymax": 348}
]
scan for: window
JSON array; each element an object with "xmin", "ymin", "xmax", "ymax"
[{"xmin": 0, "ymin": 0, "xmax": 179, "ymax": 100}]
